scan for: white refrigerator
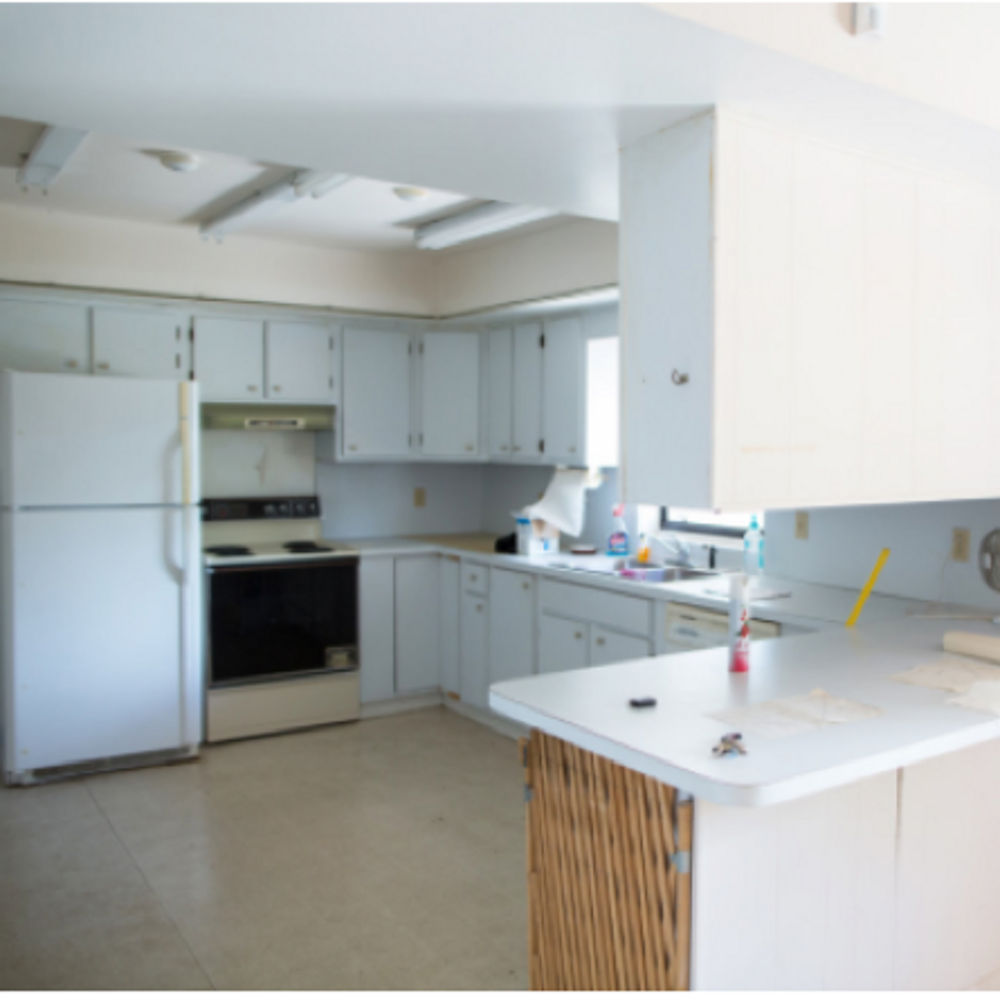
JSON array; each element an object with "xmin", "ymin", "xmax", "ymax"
[{"xmin": 0, "ymin": 370, "xmax": 202, "ymax": 783}]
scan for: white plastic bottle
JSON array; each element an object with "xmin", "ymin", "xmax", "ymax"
[{"xmin": 742, "ymin": 515, "xmax": 764, "ymax": 575}]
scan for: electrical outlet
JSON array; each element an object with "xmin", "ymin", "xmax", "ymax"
[
  {"xmin": 413, "ymin": 487, "xmax": 426, "ymax": 509},
  {"xmin": 794, "ymin": 511, "xmax": 810, "ymax": 541},
  {"xmin": 952, "ymin": 527, "xmax": 971, "ymax": 562}
]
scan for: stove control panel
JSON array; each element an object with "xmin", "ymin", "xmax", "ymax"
[{"xmin": 202, "ymin": 495, "xmax": 321, "ymax": 522}]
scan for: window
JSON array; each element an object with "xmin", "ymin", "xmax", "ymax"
[{"xmin": 660, "ymin": 506, "xmax": 761, "ymax": 538}]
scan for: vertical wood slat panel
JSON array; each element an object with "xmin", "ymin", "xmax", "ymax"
[{"xmin": 523, "ymin": 730, "xmax": 693, "ymax": 990}]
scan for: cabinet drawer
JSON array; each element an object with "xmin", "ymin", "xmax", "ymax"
[
  {"xmin": 539, "ymin": 579, "xmax": 651, "ymax": 637},
  {"xmin": 463, "ymin": 562, "xmax": 489, "ymax": 595}
]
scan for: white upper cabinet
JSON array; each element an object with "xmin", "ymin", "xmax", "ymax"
[
  {"xmin": 0, "ymin": 299, "xmax": 88, "ymax": 374},
  {"xmin": 265, "ymin": 321, "xmax": 336, "ymax": 403},
  {"xmin": 417, "ymin": 331, "xmax": 480, "ymax": 459},
  {"xmin": 512, "ymin": 322, "xmax": 544, "ymax": 460},
  {"xmin": 487, "ymin": 327, "xmax": 514, "ymax": 459},
  {"xmin": 92, "ymin": 307, "xmax": 189, "ymax": 380},
  {"xmin": 341, "ymin": 326, "xmax": 413, "ymax": 459},
  {"xmin": 193, "ymin": 316, "xmax": 264, "ymax": 401},
  {"xmin": 542, "ymin": 316, "xmax": 583, "ymax": 464},
  {"xmin": 620, "ymin": 108, "xmax": 1000, "ymax": 510}
]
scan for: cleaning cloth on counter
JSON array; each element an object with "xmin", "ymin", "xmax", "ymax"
[
  {"xmin": 890, "ymin": 653, "xmax": 1000, "ymax": 694},
  {"xmin": 709, "ymin": 688, "xmax": 882, "ymax": 740},
  {"xmin": 518, "ymin": 467, "xmax": 604, "ymax": 537}
]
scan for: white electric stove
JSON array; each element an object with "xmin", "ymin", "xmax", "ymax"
[{"xmin": 202, "ymin": 495, "xmax": 360, "ymax": 742}]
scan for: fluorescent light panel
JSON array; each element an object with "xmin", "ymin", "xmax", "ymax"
[
  {"xmin": 200, "ymin": 169, "xmax": 351, "ymax": 239},
  {"xmin": 414, "ymin": 201, "xmax": 560, "ymax": 250},
  {"xmin": 17, "ymin": 125, "xmax": 88, "ymax": 188}
]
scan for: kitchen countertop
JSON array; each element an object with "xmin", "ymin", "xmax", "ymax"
[
  {"xmin": 489, "ymin": 616, "xmax": 1000, "ymax": 807},
  {"xmin": 341, "ymin": 533, "xmax": 930, "ymax": 628}
]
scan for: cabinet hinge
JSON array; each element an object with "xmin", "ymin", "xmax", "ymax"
[
  {"xmin": 329, "ymin": 335, "xmax": 334, "ymax": 350},
  {"xmin": 539, "ymin": 332, "xmax": 545, "ymax": 349},
  {"xmin": 408, "ymin": 341, "xmax": 413, "ymax": 355},
  {"xmin": 175, "ymin": 325, "xmax": 182, "ymax": 342},
  {"xmin": 328, "ymin": 375, "xmax": 334, "ymax": 389},
  {"xmin": 418, "ymin": 432, "xmax": 424, "ymax": 446},
  {"xmin": 539, "ymin": 438, "xmax": 545, "ymax": 454},
  {"xmin": 188, "ymin": 322, "xmax": 194, "ymax": 342}
]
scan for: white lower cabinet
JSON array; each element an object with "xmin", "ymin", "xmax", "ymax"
[
  {"xmin": 394, "ymin": 555, "xmax": 441, "ymax": 694},
  {"xmin": 440, "ymin": 556, "xmax": 461, "ymax": 697},
  {"xmin": 539, "ymin": 614, "xmax": 590, "ymax": 674},
  {"xmin": 488, "ymin": 568, "xmax": 535, "ymax": 685},
  {"xmin": 359, "ymin": 556, "xmax": 395, "ymax": 703},
  {"xmin": 589, "ymin": 626, "xmax": 652, "ymax": 667},
  {"xmin": 460, "ymin": 590, "xmax": 490, "ymax": 708}
]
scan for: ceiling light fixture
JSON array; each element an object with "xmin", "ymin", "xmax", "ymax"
[
  {"xmin": 156, "ymin": 150, "xmax": 201, "ymax": 173},
  {"xmin": 393, "ymin": 185, "xmax": 430, "ymax": 202},
  {"xmin": 200, "ymin": 169, "xmax": 352, "ymax": 240},
  {"xmin": 17, "ymin": 124, "xmax": 88, "ymax": 190},
  {"xmin": 413, "ymin": 201, "xmax": 559, "ymax": 250}
]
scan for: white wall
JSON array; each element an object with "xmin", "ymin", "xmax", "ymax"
[
  {"xmin": 661, "ymin": 3, "xmax": 1000, "ymax": 138},
  {"xmin": 766, "ymin": 501, "xmax": 1000, "ymax": 608},
  {"xmin": 316, "ymin": 462, "xmax": 485, "ymax": 539},
  {"xmin": 201, "ymin": 431, "xmax": 316, "ymax": 498},
  {"xmin": 430, "ymin": 218, "xmax": 618, "ymax": 315},
  {"xmin": 0, "ymin": 202, "xmax": 436, "ymax": 315}
]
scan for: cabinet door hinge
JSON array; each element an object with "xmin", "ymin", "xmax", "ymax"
[
  {"xmin": 329, "ymin": 335, "xmax": 334, "ymax": 350},
  {"xmin": 175, "ymin": 325, "xmax": 182, "ymax": 342},
  {"xmin": 418, "ymin": 432, "xmax": 424, "ymax": 446},
  {"xmin": 539, "ymin": 332, "xmax": 545, "ymax": 349},
  {"xmin": 418, "ymin": 340, "xmax": 424, "ymax": 355},
  {"xmin": 328, "ymin": 375, "xmax": 334, "ymax": 389},
  {"xmin": 188, "ymin": 322, "xmax": 194, "ymax": 342},
  {"xmin": 539, "ymin": 438, "xmax": 545, "ymax": 454},
  {"xmin": 408, "ymin": 341, "xmax": 413, "ymax": 355}
]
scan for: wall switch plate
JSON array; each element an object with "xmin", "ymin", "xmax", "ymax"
[
  {"xmin": 413, "ymin": 486, "xmax": 426, "ymax": 509},
  {"xmin": 952, "ymin": 527, "xmax": 971, "ymax": 562},
  {"xmin": 794, "ymin": 511, "xmax": 810, "ymax": 540}
]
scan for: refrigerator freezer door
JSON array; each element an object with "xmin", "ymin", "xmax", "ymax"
[
  {"xmin": 0, "ymin": 371, "xmax": 199, "ymax": 508},
  {"xmin": 2, "ymin": 507, "xmax": 202, "ymax": 774}
]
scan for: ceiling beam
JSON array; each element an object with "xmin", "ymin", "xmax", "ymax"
[{"xmin": 16, "ymin": 124, "xmax": 88, "ymax": 189}]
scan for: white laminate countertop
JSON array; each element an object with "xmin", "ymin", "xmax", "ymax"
[
  {"xmin": 342, "ymin": 534, "xmax": 926, "ymax": 628},
  {"xmin": 489, "ymin": 616, "xmax": 1000, "ymax": 808}
]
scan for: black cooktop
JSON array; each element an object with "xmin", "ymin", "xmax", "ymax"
[{"xmin": 204, "ymin": 545, "xmax": 253, "ymax": 557}]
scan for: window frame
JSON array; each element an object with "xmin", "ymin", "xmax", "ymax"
[{"xmin": 659, "ymin": 506, "xmax": 749, "ymax": 539}]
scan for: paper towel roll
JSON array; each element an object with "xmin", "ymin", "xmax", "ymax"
[
  {"xmin": 519, "ymin": 467, "xmax": 604, "ymax": 537},
  {"xmin": 942, "ymin": 631, "xmax": 1000, "ymax": 665}
]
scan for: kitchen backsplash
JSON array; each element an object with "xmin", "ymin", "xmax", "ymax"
[{"xmin": 765, "ymin": 500, "xmax": 1000, "ymax": 608}]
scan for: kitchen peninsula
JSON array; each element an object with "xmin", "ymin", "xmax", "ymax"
[{"xmin": 491, "ymin": 616, "xmax": 1000, "ymax": 990}]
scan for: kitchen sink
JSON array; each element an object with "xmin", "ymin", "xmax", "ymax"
[{"xmin": 616, "ymin": 565, "xmax": 717, "ymax": 583}]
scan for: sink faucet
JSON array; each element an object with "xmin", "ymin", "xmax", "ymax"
[{"xmin": 650, "ymin": 532, "xmax": 694, "ymax": 568}]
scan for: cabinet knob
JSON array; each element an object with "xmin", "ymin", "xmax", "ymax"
[
  {"xmin": 574, "ymin": 631, "xmax": 583, "ymax": 640},
  {"xmin": 247, "ymin": 385, "xmax": 259, "ymax": 392},
  {"xmin": 96, "ymin": 362, "xmax": 110, "ymax": 371},
  {"xmin": 272, "ymin": 385, "xmax": 282, "ymax": 392},
  {"xmin": 65, "ymin": 359, "xmax": 78, "ymax": 369},
  {"xmin": 671, "ymin": 369, "xmax": 690, "ymax": 386},
  {"xmin": 522, "ymin": 581, "xmax": 531, "ymax": 590},
  {"xmin": 476, "ymin": 603, "xmax": 484, "ymax": 612},
  {"xmin": 568, "ymin": 445, "xmax": 576, "ymax": 453},
  {"xmin": 499, "ymin": 444, "xmax": 509, "ymax": 452},
  {"xmin": 470, "ymin": 573, "xmax": 478, "ymax": 582},
  {"xmin": 596, "ymin": 636, "xmax": 606, "ymax": 646},
  {"xmin": 465, "ymin": 444, "xmax": 474, "ymax": 452},
  {"xmin": 512, "ymin": 445, "xmax": 522, "ymax": 452},
  {"xmin": 348, "ymin": 444, "xmax": 358, "ymax": 452}
]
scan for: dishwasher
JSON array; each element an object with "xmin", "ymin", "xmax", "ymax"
[{"xmin": 663, "ymin": 601, "xmax": 781, "ymax": 653}]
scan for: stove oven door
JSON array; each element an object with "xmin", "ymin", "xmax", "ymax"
[{"xmin": 207, "ymin": 558, "xmax": 358, "ymax": 687}]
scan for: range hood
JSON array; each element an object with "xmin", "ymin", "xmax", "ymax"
[{"xmin": 201, "ymin": 403, "xmax": 335, "ymax": 432}]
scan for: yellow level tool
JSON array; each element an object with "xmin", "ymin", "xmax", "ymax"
[{"xmin": 846, "ymin": 548, "xmax": 891, "ymax": 627}]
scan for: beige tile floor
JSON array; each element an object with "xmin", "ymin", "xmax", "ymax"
[{"xmin": 0, "ymin": 707, "xmax": 529, "ymax": 990}]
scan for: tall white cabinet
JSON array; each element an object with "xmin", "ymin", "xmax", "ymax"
[{"xmin": 621, "ymin": 108, "xmax": 1000, "ymax": 509}]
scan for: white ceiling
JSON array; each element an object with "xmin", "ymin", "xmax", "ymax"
[
  {"xmin": 0, "ymin": 122, "xmax": 497, "ymax": 251},
  {"xmin": 1, "ymin": 4, "xmax": 1000, "ymax": 226}
]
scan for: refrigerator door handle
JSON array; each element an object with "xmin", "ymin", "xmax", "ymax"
[{"xmin": 179, "ymin": 381, "xmax": 195, "ymax": 507}]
